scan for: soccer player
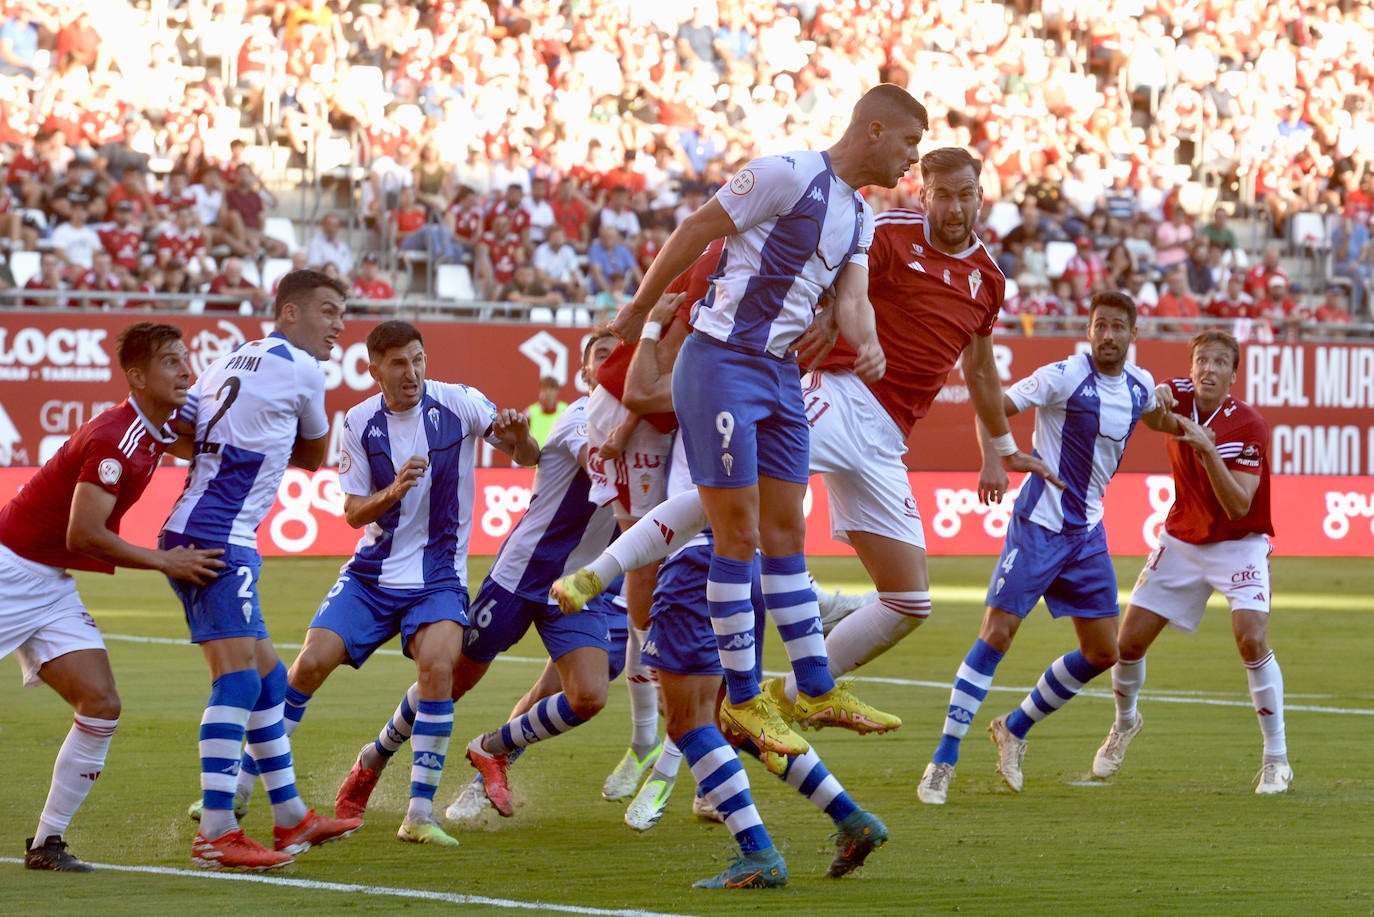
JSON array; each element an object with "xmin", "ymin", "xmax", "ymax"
[
  {"xmin": 1090, "ymin": 330, "xmax": 1291, "ymax": 794},
  {"xmin": 916, "ymin": 291, "xmax": 1169, "ymax": 804},
  {"xmin": 555, "ymin": 148, "xmax": 1063, "ymax": 739},
  {"xmin": 192, "ymin": 320, "xmax": 539, "ymax": 846},
  {"xmin": 0, "ymin": 322, "xmax": 225, "ymax": 872},
  {"xmin": 584, "ymin": 84, "xmax": 929, "ymax": 759},
  {"xmin": 334, "ymin": 332, "xmax": 622, "ymax": 820},
  {"xmin": 161, "ymin": 270, "xmax": 364, "ymax": 869}
]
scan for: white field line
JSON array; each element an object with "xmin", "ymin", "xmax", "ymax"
[
  {"xmin": 0, "ymin": 859, "xmax": 698, "ymax": 915},
  {"xmin": 103, "ymin": 633, "xmax": 1374, "ymax": 716}
]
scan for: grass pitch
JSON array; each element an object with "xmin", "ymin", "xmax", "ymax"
[{"xmin": 1, "ymin": 555, "xmax": 1371, "ymax": 916}]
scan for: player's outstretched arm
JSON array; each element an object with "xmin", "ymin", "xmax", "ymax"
[
  {"xmin": 490, "ymin": 408, "xmax": 540, "ymax": 467},
  {"xmin": 831, "ymin": 262, "xmax": 885, "ymax": 381},
  {"xmin": 795, "ymin": 289, "xmax": 838, "ymax": 370},
  {"xmin": 622, "ymin": 291, "xmax": 688, "ymax": 415},
  {"xmin": 67, "ymin": 482, "xmax": 225, "ymax": 583}
]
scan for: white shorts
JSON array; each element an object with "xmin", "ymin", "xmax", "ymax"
[
  {"xmin": 0, "ymin": 543, "xmax": 104, "ymax": 688},
  {"xmin": 584, "ymin": 385, "xmax": 674, "ymax": 520},
  {"xmin": 804, "ymin": 370, "xmax": 925, "ymax": 548},
  {"xmin": 1128, "ymin": 530, "xmax": 1272, "ymax": 633}
]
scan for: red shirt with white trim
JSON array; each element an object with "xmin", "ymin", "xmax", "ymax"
[
  {"xmin": 816, "ymin": 209, "xmax": 1004, "ymax": 436},
  {"xmin": 1161, "ymin": 378, "xmax": 1274, "ymax": 544},
  {"xmin": 0, "ymin": 399, "xmax": 176, "ymax": 572}
]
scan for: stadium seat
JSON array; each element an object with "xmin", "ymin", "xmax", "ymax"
[
  {"xmin": 528, "ymin": 306, "xmax": 555, "ymax": 324},
  {"xmin": 435, "ymin": 263, "xmax": 476, "ymax": 302},
  {"xmin": 7, "ymin": 250, "xmax": 40, "ymax": 288},
  {"xmin": 1045, "ymin": 240, "xmax": 1077, "ymax": 279},
  {"xmin": 240, "ymin": 260, "xmax": 262, "ymax": 289},
  {"xmin": 260, "ymin": 257, "xmax": 293, "ymax": 292},
  {"xmin": 984, "ymin": 200, "xmax": 1022, "ymax": 239},
  {"xmin": 263, "ymin": 217, "xmax": 300, "ymax": 255}
]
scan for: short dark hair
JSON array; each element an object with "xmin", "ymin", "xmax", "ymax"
[
  {"xmin": 273, "ymin": 269, "xmax": 348, "ymax": 319},
  {"xmin": 583, "ymin": 329, "xmax": 615, "ymax": 363},
  {"xmin": 366, "ymin": 320, "xmax": 423, "ymax": 360},
  {"xmin": 115, "ymin": 321, "xmax": 183, "ymax": 372},
  {"xmin": 1088, "ymin": 290, "xmax": 1138, "ymax": 326},
  {"xmin": 1189, "ymin": 329, "xmax": 1241, "ymax": 370},
  {"xmin": 853, "ymin": 83, "xmax": 930, "ymax": 132},
  {"xmin": 919, "ymin": 147, "xmax": 984, "ymax": 184}
]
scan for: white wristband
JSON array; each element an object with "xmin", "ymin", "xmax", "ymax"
[
  {"xmin": 639, "ymin": 321, "xmax": 662, "ymax": 342},
  {"xmin": 991, "ymin": 432, "xmax": 1019, "ymax": 457}
]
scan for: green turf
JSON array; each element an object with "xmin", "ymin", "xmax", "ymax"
[{"xmin": 2, "ymin": 556, "xmax": 1372, "ymax": 916}]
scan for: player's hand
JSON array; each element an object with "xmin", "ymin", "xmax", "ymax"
[
  {"xmin": 796, "ymin": 302, "xmax": 839, "ymax": 370},
  {"xmin": 607, "ymin": 300, "xmax": 650, "ymax": 342},
  {"xmin": 390, "ymin": 455, "xmax": 429, "ymax": 498},
  {"xmin": 1172, "ymin": 414, "xmax": 1217, "ymax": 453},
  {"xmin": 161, "ymin": 546, "xmax": 226, "ymax": 585},
  {"xmin": 978, "ymin": 461, "xmax": 1011, "ymax": 505},
  {"xmin": 646, "ymin": 290, "xmax": 685, "ymax": 327},
  {"xmin": 491, "ymin": 408, "xmax": 531, "ymax": 444},
  {"xmin": 1002, "ymin": 450, "xmax": 1065, "ymax": 491},
  {"xmin": 852, "ymin": 339, "xmax": 886, "ymax": 382},
  {"xmin": 1153, "ymin": 383, "xmax": 1177, "ymax": 412}
]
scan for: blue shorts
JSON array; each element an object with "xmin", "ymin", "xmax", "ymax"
[
  {"xmin": 309, "ymin": 573, "xmax": 469, "ymax": 667},
  {"xmin": 985, "ymin": 515, "xmax": 1119, "ymax": 619},
  {"xmin": 671, "ymin": 333, "xmax": 809, "ymax": 489},
  {"xmin": 590, "ymin": 575, "xmax": 628, "ymax": 682},
  {"xmin": 463, "ymin": 578, "xmax": 611, "ymax": 665},
  {"xmin": 643, "ymin": 542, "xmax": 766, "ymax": 678},
  {"xmin": 161, "ymin": 532, "xmax": 269, "ymax": 644}
]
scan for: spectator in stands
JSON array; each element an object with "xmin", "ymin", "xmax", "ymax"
[
  {"xmin": 1207, "ymin": 271, "xmax": 1256, "ymax": 319},
  {"xmin": 219, "ymin": 163, "xmax": 287, "ymax": 258},
  {"xmin": 1258, "ymin": 274, "xmax": 1306, "ymax": 342},
  {"xmin": 525, "ymin": 175, "xmax": 555, "ymax": 244},
  {"xmin": 1312, "ymin": 285, "xmax": 1354, "ymax": 336},
  {"xmin": 474, "ymin": 210, "xmax": 524, "ymax": 301},
  {"xmin": 188, "ymin": 167, "xmax": 226, "ymax": 234},
  {"xmin": 592, "ymin": 269, "xmax": 633, "ymax": 318},
  {"xmin": 158, "ymin": 258, "xmax": 194, "ymax": 306},
  {"xmin": 1244, "ymin": 244, "xmax": 1288, "ymax": 300},
  {"xmin": 206, "ymin": 254, "xmax": 267, "ymax": 313},
  {"xmin": 1103, "ymin": 241, "xmax": 1136, "ymax": 292},
  {"xmin": 596, "ymin": 184, "xmax": 642, "ymax": 244},
  {"xmin": 497, "ymin": 261, "xmax": 562, "ymax": 312},
  {"xmin": 1154, "ymin": 265, "xmax": 1203, "ymax": 334},
  {"xmin": 1123, "ymin": 214, "xmax": 1159, "ymax": 277},
  {"xmin": 1328, "ymin": 213, "xmax": 1371, "ymax": 318},
  {"xmin": 1184, "ymin": 238, "xmax": 1216, "ymax": 299},
  {"xmin": 586, "ymin": 223, "xmax": 639, "ymax": 297},
  {"xmin": 50, "ymin": 197, "xmax": 101, "ymax": 271},
  {"xmin": 350, "ymin": 251, "xmax": 394, "ymax": 303},
  {"xmin": 155, "ymin": 205, "xmax": 213, "ymax": 284},
  {"xmin": 1198, "ymin": 207, "xmax": 1238, "ymax": 253},
  {"xmin": 1153, "ymin": 206, "xmax": 1195, "ymax": 273},
  {"xmin": 1061, "ymin": 235, "xmax": 1107, "ymax": 301},
  {"xmin": 526, "ymin": 375, "xmax": 568, "ymax": 447},
  {"xmin": 98, "ymin": 199, "xmax": 144, "ymax": 280},
  {"xmin": 532, "ymin": 223, "xmax": 585, "ymax": 303},
  {"xmin": 153, "ymin": 170, "xmax": 196, "ymax": 223},
  {"xmin": 550, "ymin": 176, "xmax": 592, "ymax": 253},
  {"xmin": 96, "ymin": 118, "xmax": 151, "ymax": 183},
  {"xmin": 305, "ymin": 212, "xmax": 354, "ymax": 277},
  {"xmin": 487, "ymin": 182, "xmax": 532, "ymax": 242},
  {"xmin": 21, "ymin": 251, "xmax": 65, "ymax": 306},
  {"xmin": 74, "ymin": 251, "xmax": 121, "ymax": 309}
]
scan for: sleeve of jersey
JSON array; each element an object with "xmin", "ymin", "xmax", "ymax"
[
  {"xmin": 337, "ymin": 406, "xmax": 370, "ymax": 496},
  {"xmin": 714, "ymin": 155, "xmax": 805, "ymax": 234},
  {"xmin": 546, "ymin": 406, "xmax": 586, "ymax": 461},
  {"xmin": 76, "ymin": 433, "xmax": 132, "ymax": 499},
  {"xmin": 1226, "ymin": 413, "xmax": 1269, "ymax": 474},
  {"xmin": 1006, "ymin": 361, "xmax": 1068, "ymax": 413},
  {"xmin": 296, "ymin": 362, "xmax": 330, "ymax": 440},
  {"xmin": 451, "ymin": 385, "xmax": 502, "ymax": 449},
  {"xmin": 848, "ymin": 203, "xmax": 875, "ymax": 271},
  {"xmin": 180, "ymin": 375, "xmax": 203, "ymax": 428}
]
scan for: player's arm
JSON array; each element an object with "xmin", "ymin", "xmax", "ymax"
[
  {"xmin": 289, "ymin": 431, "xmax": 328, "ymax": 470},
  {"xmin": 622, "ymin": 291, "xmax": 688, "ymax": 415},
  {"xmin": 342, "ymin": 456, "xmax": 429, "ymax": 528},
  {"xmin": 488, "ymin": 408, "xmax": 540, "ymax": 467},
  {"xmin": 968, "ymin": 341, "xmax": 1065, "ymax": 501},
  {"xmin": 1172, "ymin": 415, "xmax": 1262, "ymax": 519},
  {"xmin": 67, "ymin": 482, "xmax": 224, "ymax": 583},
  {"xmin": 1141, "ymin": 382, "xmax": 1182, "ymax": 434},
  {"xmin": 167, "ymin": 415, "xmax": 196, "ymax": 460},
  {"xmin": 830, "ymin": 261, "xmax": 885, "ymax": 382},
  {"xmin": 610, "ymin": 198, "xmax": 735, "ymax": 341}
]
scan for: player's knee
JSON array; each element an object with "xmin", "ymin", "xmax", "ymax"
[
  {"xmin": 565, "ymin": 683, "xmax": 607, "ymax": 720},
  {"xmin": 1084, "ymin": 645, "xmax": 1119, "ymax": 670},
  {"xmin": 1235, "ymin": 632, "xmax": 1269, "ymax": 662},
  {"xmin": 78, "ymin": 690, "xmax": 121, "ymax": 721}
]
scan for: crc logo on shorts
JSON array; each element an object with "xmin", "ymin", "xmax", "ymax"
[
  {"xmin": 730, "ymin": 169, "xmax": 756, "ymax": 195},
  {"xmin": 97, "ymin": 458, "xmax": 122, "ymax": 486},
  {"xmin": 1231, "ymin": 565, "xmax": 1263, "ymax": 585}
]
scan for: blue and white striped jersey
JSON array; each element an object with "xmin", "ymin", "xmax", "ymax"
[
  {"xmin": 1008, "ymin": 353, "xmax": 1157, "ymax": 533},
  {"xmin": 692, "ymin": 150, "xmax": 873, "ymax": 358},
  {"xmin": 163, "ymin": 332, "xmax": 328, "ymax": 549},
  {"xmin": 338, "ymin": 380, "xmax": 501, "ymax": 591},
  {"xmin": 488, "ymin": 398, "xmax": 616, "ymax": 602}
]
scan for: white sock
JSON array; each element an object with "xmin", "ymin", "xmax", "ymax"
[
  {"xmin": 34, "ymin": 714, "xmax": 117, "ymax": 844},
  {"xmin": 1246, "ymin": 651, "xmax": 1287, "ymax": 761},
  {"xmin": 650, "ymin": 737, "xmax": 684, "ymax": 781},
  {"xmin": 783, "ymin": 593, "xmax": 930, "ymax": 699},
  {"xmin": 626, "ymin": 626, "xmax": 660, "ymax": 754},
  {"xmin": 596, "ymin": 489, "xmax": 709, "ymax": 581},
  {"xmin": 1112, "ymin": 656, "xmax": 1146, "ymax": 729}
]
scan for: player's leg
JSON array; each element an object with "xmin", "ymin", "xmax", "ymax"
[
  {"xmin": 27, "ymin": 647, "xmax": 119, "ymax": 873},
  {"xmin": 599, "ymin": 583, "xmax": 665, "ymax": 801},
  {"xmin": 1235, "ymin": 608, "xmax": 1291, "ymax": 792},
  {"xmin": 392, "ymin": 616, "xmax": 463, "ymax": 845},
  {"xmin": 1091, "ymin": 603, "xmax": 1167, "ymax": 778}
]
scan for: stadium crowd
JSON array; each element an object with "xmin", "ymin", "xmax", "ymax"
[{"xmin": 0, "ymin": 0, "xmax": 1371, "ymax": 336}]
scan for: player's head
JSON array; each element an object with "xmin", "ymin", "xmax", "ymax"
[
  {"xmin": 537, "ymin": 374, "xmax": 560, "ymax": 411},
  {"xmin": 1086, "ymin": 290, "xmax": 1137, "ymax": 375},
  {"xmin": 367, "ymin": 320, "xmax": 426, "ymax": 412},
  {"xmin": 273, "ymin": 269, "xmax": 347, "ymax": 361},
  {"xmin": 581, "ymin": 330, "xmax": 616, "ymax": 390},
  {"xmin": 116, "ymin": 321, "xmax": 191, "ymax": 413},
  {"xmin": 841, "ymin": 83, "xmax": 928, "ymax": 188},
  {"xmin": 919, "ymin": 147, "xmax": 984, "ymax": 254},
  {"xmin": 1187, "ymin": 329, "xmax": 1240, "ymax": 408}
]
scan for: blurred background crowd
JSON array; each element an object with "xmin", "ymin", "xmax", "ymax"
[{"xmin": 0, "ymin": 0, "xmax": 1370, "ymax": 338}]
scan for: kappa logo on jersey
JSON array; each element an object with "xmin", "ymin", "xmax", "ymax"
[
  {"xmin": 721, "ymin": 633, "xmax": 754, "ymax": 651},
  {"xmin": 943, "ymin": 269, "xmax": 952, "ymax": 286},
  {"xmin": 97, "ymin": 457, "xmax": 122, "ymax": 485},
  {"xmin": 807, "ymin": 186, "xmax": 825, "ymax": 204},
  {"xmin": 730, "ymin": 169, "xmax": 756, "ymax": 195},
  {"xmin": 1081, "ymin": 383, "xmax": 1098, "ymax": 400},
  {"xmin": 367, "ymin": 426, "xmax": 386, "ymax": 438},
  {"xmin": 968, "ymin": 269, "xmax": 982, "ymax": 298}
]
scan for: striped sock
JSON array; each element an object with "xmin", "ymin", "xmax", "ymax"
[
  {"xmin": 1005, "ymin": 650, "xmax": 1106, "ymax": 739},
  {"xmin": 245, "ymin": 661, "xmax": 307, "ymax": 827},
  {"xmin": 33, "ymin": 713, "xmax": 118, "ymax": 845},
  {"xmin": 198, "ymin": 668, "xmax": 260, "ymax": 839},
  {"xmin": 761, "ymin": 553, "xmax": 833, "ymax": 698},
  {"xmin": 778, "ymin": 747, "xmax": 858, "ymax": 824},
  {"xmin": 934, "ymin": 639, "xmax": 1004, "ymax": 765},
  {"xmin": 408, "ymin": 699, "xmax": 453, "ymax": 820},
  {"xmin": 707, "ymin": 554, "xmax": 760, "ymax": 704},
  {"xmin": 374, "ymin": 682, "xmax": 420, "ymax": 759},
  {"xmin": 235, "ymin": 684, "xmax": 311, "ymax": 801},
  {"xmin": 678, "ymin": 724, "xmax": 772, "ymax": 855},
  {"xmin": 1246, "ymin": 651, "xmax": 1287, "ymax": 761},
  {"xmin": 486, "ymin": 693, "xmax": 587, "ymax": 754}
]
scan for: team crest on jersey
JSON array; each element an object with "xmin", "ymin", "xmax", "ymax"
[
  {"xmin": 968, "ymin": 269, "xmax": 982, "ymax": 298},
  {"xmin": 910, "ymin": 242, "xmax": 925, "ymax": 256},
  {"xmin": 97, "ymin": 458, "xmax": 122, "ymax": 486},
  {"xmin": 721, "ymin": 451, "xmax": 734, "ymax": 476},
  {"xmin": 339, "ymin": 449, "xmax": 352, "ymax": 475},
  {"xmin": 943, "ymin": 269, "xmax": 952, "ymax": 286},
  {"xmin": 730, "ymin": 169, "xmax": 756, "ymax": 195},
  {"xmin": 427, "ymin": 407, "xmax": 440, "ymax": 429},
  {"xmin": 639, "ymin": 472, "xmax": 653, "ymax": 495},
  {"xmin": 1237, "ymin": 443, "xmax": 1261, "ymax": 467}
]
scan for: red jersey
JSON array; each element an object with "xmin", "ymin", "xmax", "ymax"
[
  {"xmin": 22, "ymin": 276, "xmax": 64, "ymax": 307},
  {"xmin": 6, "ymin": 148, "xmax": 49, "ymax": 188},
  {"xmin": 351, "ymin": 278, "xmax": 395, "ymax": 300},
  {"xmin": 0, "ymin": 399, "xmax": 175, "ymax": 573},
  {"xmin": 155, "ymin": 226, "xmax": 206, "ymax": 263},
  {"xmin": 1244, "ymin": 264, "xmax": 1287, "ymax": 299},
  {"xmin": 481, "ymin": 232, "xmax": 522, "ymax": 285},
  {"xmin": 1206, "ymin": 291, "xmax": 1256, "ymax": 319},
  {"xmin": 816, "ymin": 210, "xmax": 1003, "ymax": 436},
  {"xmin": 98, "ymin": 224, "xmax": 145, "ymax": 271},
  {"xmin": 550, "ymin": 196, "xmax": 590, "ymax": 241},
  {"xmin": 1160, "ymin": 378, "xmax": 1273, "ymax": 544},
  {"xmin": 1061, "ymin": 251, "xmax": 1106, "ymax": 292},
  {"xmin": 153, "ymin": 189, "xmax": 196, "ymax": 214},
  {"xmin": 1154, "ymin": 291, "xmax": 1202, "ymax": 331},
  {"xmin": 75, "ymin": 270, "xmax": 122, "ymax": 308},
  {"xmin": 486, "ymin": 199, "xmax": 531, "ymax": 236},
  {"xmin": 447, "ymin": 203, "xmax": 485, "ymax": 245},
  {"xmin": 394, "ymin": 205, "xmax": 427, "ymax": 235},
  {"xmin": 595, "ymin": 238, "xmax": 723, "ymax": 434},
  {"xmin": 104, "ymin": 184, "xmax": 147, "ymax": 221}
]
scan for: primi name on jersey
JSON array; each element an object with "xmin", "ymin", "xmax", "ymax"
[{"xmin": 224, "ymin": 353, "xmax": 263, "ymax": 373}]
